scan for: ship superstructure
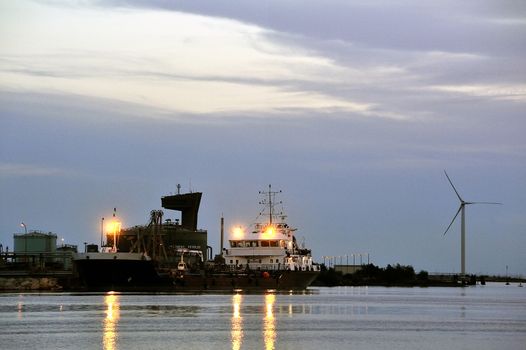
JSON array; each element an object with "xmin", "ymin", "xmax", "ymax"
[
  {"xmin": 114, "ymin": 190, "xmax": 208, "ymax": 266},
  {"xmin": 224, "ymin": 185, "xmax": 318, "ymax": 273}
]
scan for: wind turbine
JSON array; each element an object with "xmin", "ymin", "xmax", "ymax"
[{"xmin": 443, "ymin": 170, "xmax": 501, "ymax": 277}]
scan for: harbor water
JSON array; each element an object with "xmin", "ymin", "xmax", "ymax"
[{"xmin": 0, "ymin": 283, "xmax": 524, "ymax": 350}]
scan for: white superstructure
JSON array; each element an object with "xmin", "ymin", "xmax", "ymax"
[{"xmin": 224, "ymin": 185, "xmax": 319, "ymax": 272}]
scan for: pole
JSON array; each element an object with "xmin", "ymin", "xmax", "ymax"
[
  {"xmin": 112, "ymin": 208, "xmax": 117, "ymax": 253},
  {"xmin": 220, "ymin": 216, "xmax": 224, "ymax": 256},
  {"xmin": 461, "ymin": 205, "xmax": 466, "ymax": 277},
  {"xmin": 101, "ymin": 217, "xmax": 104, "ymax": 248}
]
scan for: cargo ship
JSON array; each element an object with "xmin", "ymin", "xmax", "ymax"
[{"xmin": 73, "ymin": 186, "xmax": 320, "ymax": 291}]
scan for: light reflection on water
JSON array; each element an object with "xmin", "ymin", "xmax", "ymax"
[
  {"xmin": 263, "ymin": 293, "xmax": 276, "ymax": 350},
  {"xmin": 231, "ymin": 292, "xmax": 277, "ymax": 350},
  {"xmin": 0, "ymin": 284, "xmax": 524, "ymax": 350},
  {"xmin": 103, "ymin": 292, "xmax": 119, "ymax": 350},
  {"xmin": 231, "ymin": 294, "xmax": 243, "ymax": 350}
]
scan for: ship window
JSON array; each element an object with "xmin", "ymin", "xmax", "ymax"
[
  {"xmin": 261, "ymin": 241, "xmax": 269, "ymax": 247},
  {"xmin": 270, "ymin": 241, "xmax": 279, "ymax": 247},
  {"xmin": 259, "ymin": 259, "xmax": 262, "ymax": 263},
  {"xmin": 270, "ymin": 259, "xmax": 273, "ymax": 263},
  {"xmin": 230, "ymin": 260, "xmax": 233, "ymax": 264}
]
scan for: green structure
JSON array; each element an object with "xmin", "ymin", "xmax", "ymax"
[
  {"xmin": 14, "ymin": 231, "xmax": 57, "ymax": 254},
  {"xmin": 110, "ymin": 191, "xmax": 209, "ymax": 265},
  {"xmin": 8, "ymin": 231, "xmax": 75, "ymax": 270}
]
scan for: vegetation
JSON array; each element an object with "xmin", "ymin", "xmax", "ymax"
[{"xmin": 313, "ymin": 263, "xmax": 456, "ymax": 287}]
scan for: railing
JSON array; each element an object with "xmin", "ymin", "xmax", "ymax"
[
  {"xmin": 0, "ymin": 252, "xmax": 74, "ymax": 273},
  {"xmin": 225, "ymin": 263, "xmax": 320, "ymax": 272}
]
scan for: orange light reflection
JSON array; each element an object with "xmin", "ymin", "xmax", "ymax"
[
  {"xmin": 231, "ymin": 294, "xmax": 243, "ymax": 350},
  {"xmin": 263, "ymin": 293, "xmax": 276, "ymax": 350},
  {"xmin": 103, "ymin": 292, "xmax": 120, "ymax": 350},
  {"xmin": 17, "ymin": 301, "xmax": 23, "ymax": 320}
]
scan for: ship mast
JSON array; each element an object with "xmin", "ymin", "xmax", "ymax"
[
  {"xmin": 259, "ymin": 184, "xmax": 282, "ymax": 226},
  {"xmin": 268, "ymin": 184, "xmax": 273, "ymax": 225}
]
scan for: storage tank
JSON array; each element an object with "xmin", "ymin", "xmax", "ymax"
[{"xmin": 14, "ymin": 231, "xmax": 57, "ymax": 253}]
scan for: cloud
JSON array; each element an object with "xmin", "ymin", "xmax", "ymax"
[
  {"xmin": 0, "ymin": 163, "xmax": 71, "ymax": 177},
  {"xmin": 90, "ymin": 0, "xmax": 526, "ymax": 54},
  {"xmin": 0, "ymin": 1, "xmax": 380, "ymax": 117},
  {"xmin": 429, "ymin": 84, "xmax": 526, "ymax": 102},
  {"xmin": 2, "ymin": 0, "xmax": 525, "ymax": 125}
]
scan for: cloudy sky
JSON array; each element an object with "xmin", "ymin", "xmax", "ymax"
[{"xmin": 1, "ymin": 0, "xmax": 525, "ymax": 275}]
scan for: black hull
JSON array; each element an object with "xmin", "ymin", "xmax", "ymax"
[
  {"xmin": 74, "ymin": 259, "xmax": 318, "ymax": 292},
  {"xmin": 75, "ymin": 258, "xmax": 162, "ymax": 289}
]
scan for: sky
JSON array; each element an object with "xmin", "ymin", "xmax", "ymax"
[{"xmin": 1, "ymin": 0, "xmax": 525, "ymax": 276}]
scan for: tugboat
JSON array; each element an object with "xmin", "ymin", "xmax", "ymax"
[{"xmin": 73, "ymin": 186, "xmax": 319, "ymax": 291}]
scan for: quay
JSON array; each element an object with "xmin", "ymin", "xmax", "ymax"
[{"xmin": 0, "ymin": 251, "xmax": 77, "ymax": 291}]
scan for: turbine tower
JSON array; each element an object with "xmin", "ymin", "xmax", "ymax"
[{"xmin": 443, "ymin": 170, "xmax": 501, "ymax": 277}]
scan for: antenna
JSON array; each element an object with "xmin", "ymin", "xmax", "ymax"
[
  {"xmin": 259, "ymin": 184, "xmax": 282, "ymax": 225},
  {"xmin": 443, "ymin": 170, "xmax": 501, "ymax": 277}
]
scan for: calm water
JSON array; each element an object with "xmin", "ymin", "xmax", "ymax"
[{"xmin": 0, "ymin": 283, "xmax": 524, "ymax": 350}]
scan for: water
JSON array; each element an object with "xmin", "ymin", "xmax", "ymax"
[{"xmin": 0, "ymin": 283, "xmax": 524, "ymax": 350}]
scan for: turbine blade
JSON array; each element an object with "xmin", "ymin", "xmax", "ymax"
[
  {"xmin": 444, "ymin": 170, "xmax": 463, "ymax": 202},
  {"xmin": 444, "ymin": 205, "xmax": 463, "ymax": 236},
  {"xmin": 470, "ymin": 201, "xmax": 502, "ymax": 205}
]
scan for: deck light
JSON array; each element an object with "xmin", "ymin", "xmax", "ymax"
[{"xmin": 233, "ymin": 226, "xmax": 244, "ymax": 238}]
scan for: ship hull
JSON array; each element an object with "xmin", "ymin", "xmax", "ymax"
[
  {"xmin": 74, "ymin": 256, "xmax": 162, "ymax": 289},
  {"xmin": 74, "ymin": 257, "xmax": 318, "ymax": 292},
  {"xmin": 170, "ymin": 270, "xmax": 320, "ymax": 291}
]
